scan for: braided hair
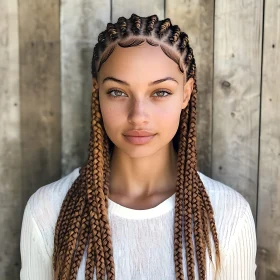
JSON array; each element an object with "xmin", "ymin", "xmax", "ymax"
[{"xmin": 52, "ymin": 13, "xmax": 221, "ymax": 280}]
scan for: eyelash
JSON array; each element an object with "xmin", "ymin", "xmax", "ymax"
[{"xmin": 106, "ymin": 89, "xmax": 172, "ymax": 99}]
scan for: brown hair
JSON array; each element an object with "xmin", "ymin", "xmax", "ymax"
[{"xmin": 52, "ymin": 13, "xmax": 221, "ymax": 280}]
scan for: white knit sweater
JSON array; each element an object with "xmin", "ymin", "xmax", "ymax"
[{"xmin": 20, "ymin": 167, "xmax": 257, "ymax": 279}]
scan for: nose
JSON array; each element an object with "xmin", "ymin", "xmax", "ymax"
[{"xmin": 127, "ymin": 99, "xmax": 150, "ymax": 125}]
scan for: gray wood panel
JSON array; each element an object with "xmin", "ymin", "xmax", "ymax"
[
  {"xmin": 0, "ymin": 1, "xmax": 21, "ymax": 278},
  {"xmin": 166, "ymin": 0, "xmax": 214, "ymax": 177},
  {"xmin": 112, "ymin": 0, "xmax": 164, "ymax": 21},
  {"xmin": 256, "ymin": 0, "xmax": 280, "ymax": 278},
  {"xmin": 212, "ymin": 0, "xmax": 263, "ymax": 220},
  {"xmin": 61, "ymin": 0, "xmax": 111, "ymax": 176},
  {"xmin": 18, "ymin": 0, "xmax": 61, "ymax": 204}
]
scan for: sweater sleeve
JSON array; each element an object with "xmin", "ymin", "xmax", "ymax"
[
  {"xmin": 217, "ymin": 201, "xmax": 257, "ymax": 280},
  {"xmin": 20, "ymin": 202, "xmax": 53, "ymax": 280}
]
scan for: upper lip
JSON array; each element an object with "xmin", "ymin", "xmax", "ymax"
[{"xmin": 123, "ymin": 130, "xmax": 156, "ymax": 137}]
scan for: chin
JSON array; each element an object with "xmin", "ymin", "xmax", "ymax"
[{"xmin": 123, "ymin": 148, "xmax": 157, "ymax": 159}]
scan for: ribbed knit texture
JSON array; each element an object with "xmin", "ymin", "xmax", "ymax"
[{"xmin": 20, "ymin": 167, "xmax": 257, "ymax": 279}]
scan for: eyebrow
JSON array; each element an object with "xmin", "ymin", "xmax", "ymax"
[{"xmin": 102, "ymin": 76, "xmax": 179, "ymax": 86}]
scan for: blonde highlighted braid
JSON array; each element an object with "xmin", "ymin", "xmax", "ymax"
[{"xmin": 53, "ymin": 13, "xmax": 221, "ymax": 280}]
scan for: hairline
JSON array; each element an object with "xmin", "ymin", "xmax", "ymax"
[{"xmin": 95, "ymin": 35, "xmax": 188, "ymax": 85}]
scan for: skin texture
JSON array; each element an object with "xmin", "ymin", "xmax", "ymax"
[{"xmin": 93, "ymin": 41, "xmax": 194, "ymax": 210}]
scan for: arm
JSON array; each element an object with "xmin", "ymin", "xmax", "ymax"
[
  {"xmin": 217, "ymin": 202, "xmax": 257, "ymax": 280},
  {"xmin": 20, "ymin": 202, "xmax": 53, "ymax": 280}
]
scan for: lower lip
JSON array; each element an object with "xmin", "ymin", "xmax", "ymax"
[{"xmin": 123, "ymin": 135, "xmax": 156, "ymax": 144}]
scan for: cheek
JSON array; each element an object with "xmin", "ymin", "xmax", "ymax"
[
  {"xmin": 157, "ymin": 106, "xmax": 181, "ymax": 137},
  {"xmin": 99, "ymin": 100, "xmax": 125, "ymax": 135}
]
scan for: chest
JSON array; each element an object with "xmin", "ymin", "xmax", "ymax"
[{"xmin": 75, "ymin": 214, "xmax": 215, "ymax": 279}]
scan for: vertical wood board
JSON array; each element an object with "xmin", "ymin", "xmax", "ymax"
[
  {"xmin": 212, "ymin": 0, "xmax": 263, "ymax": 219},
  {"xmin": 256, "ymin": 0, "xmax": 280, "ymax": 278}
]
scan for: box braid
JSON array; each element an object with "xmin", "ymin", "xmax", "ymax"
[{"xmin": 52, "ymin": 13, "xmax": 221, "ymax": 280}]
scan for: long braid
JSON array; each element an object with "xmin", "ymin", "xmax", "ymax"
[
  {"xmin": 69, "ymin": 202, "xmax": 90, "ymax": 279},
  {"xmin": 174, "ymin": 103, "xmax": 189, "ymax": 279},
  {"xmin": 53, "ymin": 174, "xmax": 81, "ymax": 272},
  {"xmin": 84, "ymin": 86, "xmax": 112, "ymax": 280},
  {"xmin": 60, "ymin": 184, "xmax": 87, "ymax": 280},
  {"xmin": 182, "ymin": 100, "xmax": 195, "ymax": 279},
  {"xmin": 187, "ymin": 58, "xmax": 207, "ymax": 279},
  {"xmin": 53, "ymin": 13, "xmax": 221, "ymax": 280},
  {"xmin": 55, "ymin": 177, "xmax": 85, "ymax": 280},
  {"xmin": 91, "ymin": 85, "xmax": 115, "ymax": 279}
]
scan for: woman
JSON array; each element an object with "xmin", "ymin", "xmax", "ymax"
[{"xmin": 20, "ymin": 13, "xmax": 257, "ymax": 280}]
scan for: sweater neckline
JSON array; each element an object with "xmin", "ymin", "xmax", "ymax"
[{"xmin": 107, "ymin": 192, "xmax": 176, "ymax": 219}]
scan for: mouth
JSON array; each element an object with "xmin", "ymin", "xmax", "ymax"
[{"xmin": 123, "ymin": 134, "xmax": 156, "ymax": 145}]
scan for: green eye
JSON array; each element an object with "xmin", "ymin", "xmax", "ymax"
[
  {"xmin": 107, "ymin": 89, "xmax": 126, "ymax": 98},
  {"xmin": 153, "ymin": 91, "xmax": 172, "ymax": 98}
]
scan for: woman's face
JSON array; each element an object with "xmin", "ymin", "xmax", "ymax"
[{"xmin": 95, "ymin": 40, "xmax": 194, "ymax": 158}]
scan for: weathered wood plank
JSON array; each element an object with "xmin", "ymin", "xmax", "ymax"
[
  {"xmin": 166, "ymin": 0, "xmax": 214, "ymax": 176},
  {"xmin": 256, "ymin": 0, "xmax": 280, "ymax": 278},
  {"xmin": 18, "ymin": 0, "xmax": 61, "ymax": 203},
  {"xmin": 0, "ymin": 0, "xmax": 21, "ymax": 278},
  {"xmin": 61, "ymin": 0, "xmax": 111, "ymax": 176},
  {"xmin": 212, "ymin": 0, "xmax": 263, "ymax": 220},
  {"xmin": 112, "ymin": 0, "xmax": 164, "ymax": 21}
]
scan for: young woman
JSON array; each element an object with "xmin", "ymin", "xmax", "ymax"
[{"xmin": 20, "ymin": 14, "xmax": 257, "ymax": 280}]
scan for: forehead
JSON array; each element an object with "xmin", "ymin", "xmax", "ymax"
[{"xmin": 98, "ymin": 41, "xmax": 184, "ymax": 84}]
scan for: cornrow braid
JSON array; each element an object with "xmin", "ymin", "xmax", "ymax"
[{"xmin": 53, "ymin": 13, "xmax": 221, "ymax": 280}]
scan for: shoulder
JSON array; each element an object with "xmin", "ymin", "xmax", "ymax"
[
  {"xmin": 23, "ymin": 166, "xmax": 81, "ymax": 256},
  {"xmin": 196, "ymin": 171, "xmax": 256, "ymax": 258},
  {"xmin": 197, "ymin": 170, "xmax": 251, "ymax": 216},
  {"xmin": 26, "ymin": 166, "xmax": 81, "ymax": 216}
]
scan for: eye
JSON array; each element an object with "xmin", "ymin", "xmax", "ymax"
[
  {"xmin": 152, "ymin": 90, "xmax": 172, "ymax": 98},
  {"xmin": 106, "ymin": 89, "xmax": 127, "ymax": 98},
  {"xmin": 106, "ymin": 89, "xmax": 173, "ymax": 99}
]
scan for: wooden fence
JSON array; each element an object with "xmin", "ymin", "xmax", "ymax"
[{"xmin": 0, "ymin": 0, "xmax": 279, "ymax": 279}]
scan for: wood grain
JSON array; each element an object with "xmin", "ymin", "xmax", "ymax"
[
  {"xmin": 256, "ymin": 0, "xmax": 280, "ymax": 278},
  {"xmin": 0, "ymin": 1, "xmax": 21, "ymax": 278},
  {"xmin": 112, "ymin": 0, "xmax": 164, "ymax": 21},
  {"xmin": 18, "ymin": 0, "xmax": 61, "ymax": 206},
  {"xmin": 60, "ymin": 0, "xmax": 111, "ymax": 175},
  {"xmin": 212, "ymin": 0, "xmax": 263, "ymax": 220}
]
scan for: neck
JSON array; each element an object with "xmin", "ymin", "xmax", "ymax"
[{"xmin": 108, "ymin": 143, "xmax": 178, "ymax": 199}]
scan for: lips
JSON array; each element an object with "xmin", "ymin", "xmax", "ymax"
[
  {"xmin": 123, "ymin": 134, "xmax": 155, "ymax": 145},
  {"xmin": 123, "ymin": 130, "xmax": 156, "ymax": 137}
]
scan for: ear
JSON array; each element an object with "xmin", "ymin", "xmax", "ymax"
[{"xmin": 182, "ymin": 77, "xmax": 194, "ymax": 110}]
